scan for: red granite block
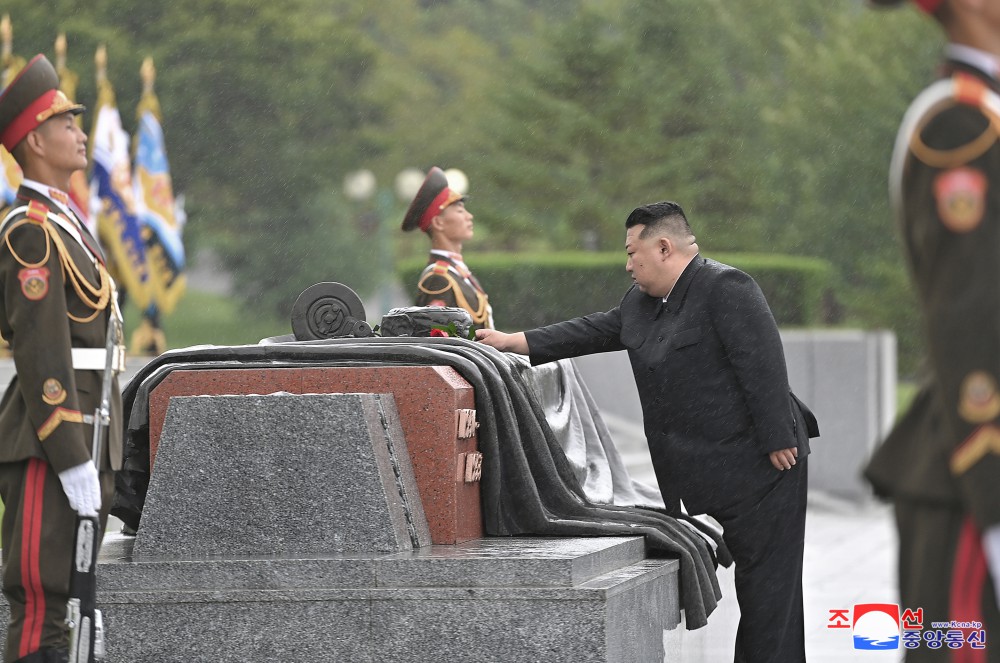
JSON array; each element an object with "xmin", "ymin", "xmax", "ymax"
[{"xmin": 147, "ymin": 366, "xmax": 482, "ymax": 544}]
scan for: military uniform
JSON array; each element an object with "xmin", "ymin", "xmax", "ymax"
[
  {"xmin": 0, "ymin": 55, "xmax": 122, "ymax": 663},
  {"xmin": 415, "ymin": 250, "xmax": 493, "ymax": 330},
  {"xmin": 402, "ymin": 167, "xmax": 494, "ymax": 330},
  {"xmin": 865, "ymin": 47, "xmax": 1000, "ymax": 659}
]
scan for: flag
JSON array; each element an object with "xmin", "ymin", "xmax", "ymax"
[
  {"xmin": 89, "ymin": 47, "xmax": 151, "ymax": 309},
  {"xmin": 133, "ymin": 57, "xmax": 185, "ymax": 315},
  {"xmin": 0, "ymin": 145, "xmax": 19, "ymax": 208},
  {"xmin": 0, "ymin": 16, "xmax": 25, "ymax": 208}
]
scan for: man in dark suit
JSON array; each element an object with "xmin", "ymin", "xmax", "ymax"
[
  {"xmin": 865, "ymin": 1, "xmax": 1000, "ymax": 659},
  {"xmin": 0, "ymin": 54, "xmax": 122, "ymax": 663},
  {"xmin": 477, "ymin": 201, "xmax": 814, "ymax": 662}
]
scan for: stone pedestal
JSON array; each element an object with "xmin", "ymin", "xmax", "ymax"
[
  {"xmin": 0, "ymin": 381, "xmax": 683, "ymax": 662},
  {"xmin": 135, "ymin": 393, "xmax": 431, "ymax": 556},
  {"xmin": 0, "ymin": 378, "xmax": 680, "ymax": 663},
  {"xmin": 147, "ymin": 366, "xmax": 482, "ymax": 544},
  {"xmin": 87, "ymin": 534, "xmax": 678, "ymax": 663}
]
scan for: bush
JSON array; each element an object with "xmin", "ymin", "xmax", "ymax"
[{"xmin": 398, "ymin": 251, "xmax": 835, "ymax": 330}]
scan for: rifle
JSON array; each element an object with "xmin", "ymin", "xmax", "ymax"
[{"xmin": 66, "ymin": 308, "xmax": 123, "ymax": 663}]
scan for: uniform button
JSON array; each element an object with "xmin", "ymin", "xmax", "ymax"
[
  {"xmin": 657, "ymin": 336, "xmax": 664, "ymax": 342},
  {"xmin": 648, "ymin": 366, "xmax": 655, "ymax": 372}
]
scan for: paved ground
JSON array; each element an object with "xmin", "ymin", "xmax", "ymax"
[{"xmin": 610, "ymin": 416, "xmax": 904, "ymax": 663}]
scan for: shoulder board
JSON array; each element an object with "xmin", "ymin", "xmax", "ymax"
[
  {"xmin": 0, "ymin": 205, "xmax": 29, "ymax": 236},
  {"xmin": 954, "ymin": 72, "xmax": 993, "ymax": 109},
  {"xmin": 897, "ymin": 74, "xmax": 1000, "ymax": 171},
  {"xmin": 26, "ymin": 200, "xmax": 49, "ymax": 224},
  {"xmin": 889, "ymin": 74, "xmax": 1000, "ymax": 217}
]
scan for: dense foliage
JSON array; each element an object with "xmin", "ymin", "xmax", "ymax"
[
  {"xmin": 0, "ymin": 0, "xmax": 939, "ymax": 372},
  {"xmin": 400, "ymin": 251, "xmax": 835, "ymax": 330}
]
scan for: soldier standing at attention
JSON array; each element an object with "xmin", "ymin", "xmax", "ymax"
[
  {"xmin": 866, "ymin": 1, "xmax": 1000, "ymax": 659},
  {"xmin": 401, "ymin": 166, "xmax": 494, "ymax": 330},
  {"xmin": 0, "ymin": 54, "xmax": 122, "ymax": 663}
]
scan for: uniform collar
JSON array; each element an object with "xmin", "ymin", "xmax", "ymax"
[
  {"xmin": 945, "ymin": 44, "xmax": 1000, "ymax": 85},
  {"xmin": 19, "ymin": 178, "xmax": 79, "ymax": 223},
  {"xmin": 430, "ymin": 249, "xmax": 471, "ymax": 277},
  {"xmin": 16, "ymin": 180, "xmax": 105, "ymax": 264},
  {"xmin": 430, "ymin": 249, "xmax": 463, "ymax": 263}
]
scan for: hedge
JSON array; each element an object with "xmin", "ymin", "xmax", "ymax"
[{"xmin": 397, "ymin": 251, "xmax": 835, "ymax": 330}]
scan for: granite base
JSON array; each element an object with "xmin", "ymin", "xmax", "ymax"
[{"xmin": 0, "ymin": 535, "xmax": 679, "ymax": 663}]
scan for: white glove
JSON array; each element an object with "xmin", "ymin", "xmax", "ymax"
[
  {"xmin": 985, "ymin": 524, "xmax": 1000, "ymax": 608},
  {"xmin": 57, "ymin": 462, "xmax": 100, "ymax": 517}
]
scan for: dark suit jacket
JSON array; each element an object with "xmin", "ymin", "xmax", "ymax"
[{"xmin": 526, "ymin": 256, "xmax": 813, "ymax": 515}]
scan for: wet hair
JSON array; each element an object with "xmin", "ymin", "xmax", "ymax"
[{"xmin": 624, "ymin": 201, "xmax": 694, "ymax": 241}]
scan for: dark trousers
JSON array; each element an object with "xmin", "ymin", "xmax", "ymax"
[
  {"xmin": 895, "ymin": 500, "xmax": 1000, "ymax": 663},
  {"xmin": 0, "ymin": 459, "xmax": 114, "ymax": 662},
  {"xmin": 712, "ymin": 457, "xmax": 808, "ymax": 663}
]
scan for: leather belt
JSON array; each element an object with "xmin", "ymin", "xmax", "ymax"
[{"xmin": 71, "ymin": 346, "xmax": 126, "ymax": 373}]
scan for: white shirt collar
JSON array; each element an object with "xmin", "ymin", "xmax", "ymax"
[
  {"xmin": 431, "ymin": 249, "xmax": 467, "ymax": 267},
  {"xmin": 946, "ymin": 44, "xmax": 1000, "ymax": 81}
]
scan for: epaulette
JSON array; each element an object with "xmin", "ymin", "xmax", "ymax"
[
  {"xmin": 954, "ymin": 72, "xmax": 992, "ymax": 109},
  {"xmin": 902, "ymin": 73, "xmax": 1000, "ymax": 170},
  {"xmin": 418, "ymin": 264, "xmax": 459, "ymax": 297},
  {"xmin": 25, "ymin": 200, "xmax": 49, "ymax": 225}
]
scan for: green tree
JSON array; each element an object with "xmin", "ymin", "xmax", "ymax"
[
  {"xmin": 1, "ymin": 0, "xmax": 387, "ymax": 317},
  {"xmin": 750, "ymin": 3, "xmax": 939, "ymax": 370}
]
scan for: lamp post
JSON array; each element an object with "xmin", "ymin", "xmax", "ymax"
[{"xmin": 343, "ymin": 168, "xmax": 425, "ymax": 317}]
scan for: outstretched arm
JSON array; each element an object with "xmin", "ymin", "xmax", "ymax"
[{"xmin": 476, "ymin": 329, "xmax": 529, "ymax": 354}]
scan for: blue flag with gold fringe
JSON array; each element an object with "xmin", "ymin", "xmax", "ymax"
[
  {"xmin": 89, "ymin": 50, "xmax": 151, "ymax": 309},
  {"xmin": 133, "ymin": 57, "xmax": 185, "ymax": 315},
  {"xmin": 0, "ymin": 28, "xmax": 25, "ymax": 208}
]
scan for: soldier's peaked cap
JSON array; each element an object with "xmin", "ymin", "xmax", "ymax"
[
  {"xmin": 0, "ymin": 54, "xmax": 84, "ymax": 151},
  {"xmin": 401, "ymin": 166, "xmax": 465, "ymax": 232}
]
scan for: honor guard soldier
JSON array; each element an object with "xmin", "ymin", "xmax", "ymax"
[
  {"xmin": 0, "ymin": 54, "xmax": 122, "ymax": 663},
  {"xmin": 866, "ymin": 1, "xmax": 1000, "ymax": 659},
  {"xmin": 401, "ymin": 167, "xmax": 494, "ymax": 330}
]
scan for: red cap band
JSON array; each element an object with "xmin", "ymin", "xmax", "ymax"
[
  {"xmin": 0, "ymin": 89, "xmax": 58, "ymax": 150},
  {"xmin": 913, "ymin": 0, "xmax": 944, "ymax": 13},
  {"xmin": 418, "ymin": 187, "xmax": 461, "ymax": 231}
]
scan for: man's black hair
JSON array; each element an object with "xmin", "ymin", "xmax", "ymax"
[{"xmin": 625, "ymin": 201, "xmax": 693, "ymax": 240}]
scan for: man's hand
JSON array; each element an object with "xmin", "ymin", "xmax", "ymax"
[
  {"xmin": 769, "ymin": 447, "xmax": 798, "ymax": 471},
  {"xmin": 57, "ymin": 461, "xmax": 101, "ymax": 516},
  {"xmin": 475, "ymin": 329, "xmax": 529, "ymax": 354}
]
